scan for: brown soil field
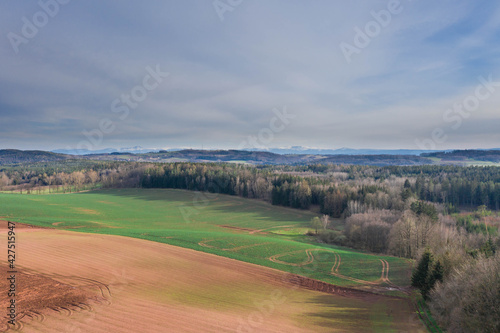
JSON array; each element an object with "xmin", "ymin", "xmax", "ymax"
[
  {"xmin": 0, "ymin": 225, "xmax": 426, "ymax": 332},
  {"xmin": 0, "ymin": 264, "xmax": 94, "ymax": 331}
]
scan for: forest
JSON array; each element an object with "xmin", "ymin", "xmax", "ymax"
[{"xmin": 422, "ymin": 149, "xmax": 500, "ymax": 162}]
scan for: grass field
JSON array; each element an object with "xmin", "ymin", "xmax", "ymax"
[{"xmin": 0, "ymin": 188, "xmax": 412, "ymax": 292}]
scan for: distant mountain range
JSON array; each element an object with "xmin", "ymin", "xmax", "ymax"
[
  {"xmin": 247, "ymin": 147, "xmax": 443, "ymax": 156},
  {"xmin": 66, "ymin": 149, "xmax": 432, "ymax": 166},
  {"xmin": 52, "ymin": 146, "xmax": 163, "ymax": 155},
  {"xmin": 51, "ymin": 146, "xmax": 444, "ymax": 156},
  {"xmin": 50, "ymin": 146, "xmax": 500, "ymax": 156},
  {"xmin": 1, "ymin": 148, "xmax": 500, "ymax": 167}
]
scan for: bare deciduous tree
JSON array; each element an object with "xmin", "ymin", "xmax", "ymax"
[
  {"xmin": 321, "ymin": 214, "xmax": 329, "ymax": 230},
  {"xmin": 430, "ymin": 253, "xmax": 500, "ymax": 333}
]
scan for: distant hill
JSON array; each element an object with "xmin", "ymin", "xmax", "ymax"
[
  {"xmin": 87, "ymin": 149, "xmax": 433, "ymax": 166},
  {"xmin": 0, "ymin": 149, "xmax": 70, "ymax": 165},
  {"xmin": 316, "ymin": 154, "xmax": 428, "ymax": 166},
  {"xmin": 53, "ymin": 146, "xmax": 443, "ymax": 156},
  {"xmin": 422, "ymin": 150, "xmax": 500, "ymax": 163},
  {"xmin": 250, "ymin": 147, "xmax": 443, "ymax": 156},
  {"xmin": 5, "ymin": 148, "xmax": 500, "ymax": 167},
  {"xmin": 52, "ymin": 146, "xmax": 162, "ymax": 155}
]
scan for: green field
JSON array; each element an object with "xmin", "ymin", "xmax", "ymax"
[{"xmin": 0, "ymin": 188, "xmax": 412, "ymax": 290}]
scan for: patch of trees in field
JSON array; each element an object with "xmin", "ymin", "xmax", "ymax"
[{"xmin": 0, "ymin": 160, "xmax": 148, "ymax": 193}]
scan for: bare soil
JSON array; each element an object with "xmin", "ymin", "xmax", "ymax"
[
  {"xmin": 0, "ymin": 221, "xmax": 51, "ymax": 231},
  {"xmin": 0, "ymin": 265, "xmax": 95, "ymax": 332},
  {"xmin": 0, "ymin": 223, "xmax": 426, "ymax": 332}
]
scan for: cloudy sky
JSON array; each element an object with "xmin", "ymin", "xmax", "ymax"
[{"xmin": 1, "ymin": 0, "xmax": 500, "ymax": 151}]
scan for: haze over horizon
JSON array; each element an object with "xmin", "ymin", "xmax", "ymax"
[{"xmin": 1, "ymin": 0, "xmax": 500, "ymax": 151}]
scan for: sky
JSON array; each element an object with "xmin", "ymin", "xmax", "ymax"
[{"xmin": 1, "ymin": 0, "xmax": 500, "ymax": 151}]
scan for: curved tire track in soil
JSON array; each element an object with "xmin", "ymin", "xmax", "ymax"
[
  {"xmin": 197, "ymin": 239, "xmax": 217, "ymax": 249},
  {"xmin": 270, "ymin": 249, "xmax": 392, "ymax": 289},
  {"xmin": 52, "ymin": 307, "xmax": 73, "ymax": 317},
  {"xmin": 9, "ymin": 319, "xmax": 24, "ymax": 331},
  {"xmin": 0, "ymin": 258, "xmax": 99, "ymax": 332},
  {"xmin": 198, "ymin": 239, "xmax": 270, "ymax": 252},
  {"xmin": 331, "ymin": 252, "xmax": 341, "ymax": 273},
  {"xmin": 25, "ymin": 311, "xmax": 46, "ymax": 323},
  {"xmin": 40, "ymin": 274, "xmax": 113, "ymax": 303},
  {"xmin": 379, "ymin": 259, "xmax": 392, "ymax": 284},
  {"xmin": 225, "ymin": 242, "xmax": 271, "ymax": 252},
  {"xmin": 268, "ymin": 249, "xmax": 317, "ymax": 267},
  {"xmin": 249, "ymin": 225, "xmax": 295, "ymax": 234},
  {"xmin": 328, "ymin": 252, "xmax": 389, "ymax": 287}
]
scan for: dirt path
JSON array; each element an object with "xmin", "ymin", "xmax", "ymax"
[
  {"xmin": 198, "ymin": 239, "xmax": 272, "ymax": 252},
  {"xmin": 268, "ymin": 249, "xmax": 317, "ymax": 267},
  {"xmin": 249, "ymin": 225, "xmax": 295, "ymax": 234},
  {"xmin": 379, "ymin": 259, "xmax": 391, "ymax": 284},
  {"xmin": 225, "ymin": 243, "xmax": 271, "ymax": 252},
  {"xmin": 331, "ymin": 252, "xmax": 341, "ymax": 272},
  {"xmin": 202, "ymin": 239, "xmax": 400, "ymax": 294},
  {"xmin": 268, "ymin": 249, "xmax": 392, "ymax": 288},
  {"xmin": 328, "ymin": 252, "xmax": 393, "ymax": 287},
  {"xmin": 268, "ymin": 248, "xmax": 373, "ymax": 287}
]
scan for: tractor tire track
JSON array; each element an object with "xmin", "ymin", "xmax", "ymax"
[
  {"xmin": 268, "ymin": 249, "xmax": 316, "ymax": 267},
  {"xmin": 329, "ymin": 252, "xmax": 382, "ymax": 286},
  {"xmin": 379, "ymin": 259, "xmax": 391, "ymax": 283},
  {"xmin": 249, "ymin": 225, "xmax": 295, "ymax": 234},
  {"xmin": 198, "ymin": 239, "xmax": 270, "ymax": 252}
]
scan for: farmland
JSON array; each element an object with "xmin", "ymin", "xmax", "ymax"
[
  {"xmin": 0, "ymin": 188, "xmax": 428, "ymax": 332},
  {"xmin": 0, "ymin": 226, "xmax": 424, "ymax": 332},
  {"xmin": 0, "ymin": 189, "xmax": 412, "ymax": 291}
]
